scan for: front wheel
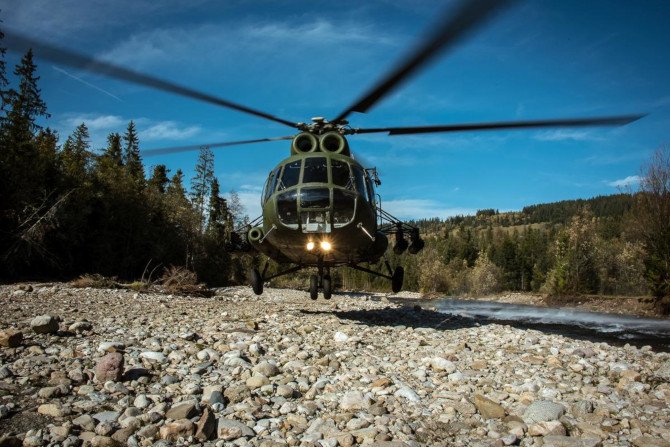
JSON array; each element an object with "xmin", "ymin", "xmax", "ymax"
[
  {"xmin": 250, "ymin": 268, "xmax": 263, "ymax": 295},
  {"xmin": 391, "ymin": 266, "xmax": 404, "ymax": 293},
  {"xmin": 309, "ymin": 275, "xmax": 318, "ymax": 300},
  {"xmin": 322, "ymin": 275, "xmax": 332, "ymax": 300}
]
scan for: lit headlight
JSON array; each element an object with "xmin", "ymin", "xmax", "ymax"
[
  {"xmin": 306, "ymin": 241, "xmax": 315, "ymax": 251},
  {"xmin": 320, "ymin": 241, "xmax": 332, "ymax": 251}
]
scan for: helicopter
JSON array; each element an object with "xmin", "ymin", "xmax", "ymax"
[{"xmin": 4, "ymin": 0, "xmax": 644, "ymax": 299}]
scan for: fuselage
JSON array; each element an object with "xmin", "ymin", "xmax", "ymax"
[{"xmin": 248, "ymin": 149, "xmax": 388, "ymax": 266}]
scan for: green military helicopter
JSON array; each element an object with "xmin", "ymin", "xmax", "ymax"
[{"xmin": 5, "ymin": 0, "xmax": 644, "ymax": 299}]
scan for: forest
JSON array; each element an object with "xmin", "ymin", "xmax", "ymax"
[{"xmin": 1, "ymin": 38, "xmax": 669, "ymax": 312}]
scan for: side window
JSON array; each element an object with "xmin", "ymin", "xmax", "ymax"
[
  {"xmin": 279, "ymin": 160, "xmax": 301, "ymax": 190},
  {"xmin": 331, "ymin": 159, "xmax": 351, "ymax": 188},
  {"xmin": 267, "ymin": 167, "xmax": 281, "ymax": 200},
  {"xmin": 365, "ymin": 176, "xmax": 375, "ymax": 204},
  {"xmin": 352, "ymin": 165, "xmax": 368, "ymax": 202},
  {"xmin": 263, "ymin": 170, "xmax": 275, "ymax": 203},
  {"xmin": 277, "ymin": 190, "xmax": 298, "ymax": 226}
]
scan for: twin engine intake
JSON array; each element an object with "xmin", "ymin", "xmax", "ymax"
[{"xmin": 291, "ymin": 132, "xmax": 350, "ymax": 156}]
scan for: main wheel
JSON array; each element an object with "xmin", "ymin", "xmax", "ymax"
[
  {"xmin": 250, "ymin": 268, "xmax": 263, "ymax": 295},
  {"xmin": 391, "ymin": 266, "xmax": 404, "ymax": 293},
  {"xmin": 309, "ymin": 275, "xmax": 319, "ymax": 300},
  {"xmin": 322, "ymin": 275, "xmax": 332, "ymax": 300}
]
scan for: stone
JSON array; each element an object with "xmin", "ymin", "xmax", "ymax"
[
  {"xmin": 527, "ymin": 420, "xmax": 566, "ymax": 436},
  {"xmin": 30, "ymin": 314, "xmax": 59, "ymax": 334},
  {"xmin": 95, "ymin": 352, "xmax": 124, "ymax": 383},
  {"xmin": 632, "ymin": 436, "xmax": 670, "ymax": 447},
  {"xmin": 165, "ymin": 400, "xmax": 199, "ymax": 420},
  {"xmin": 217, "ymin": 418, "xmax": 255, "ymax": 440},
  {"xmin": 73, "ymin": 414, "xmax": 96, "ymax": 431},
  {"xmin": 38, "ymin": 403, "xmax": 64, "ymax": 417},
  {"xmin": 224, "ymin": 385, "xmax": 251, "ymax": 403},
  {"xmin": 523, "ymin": 400, "xmax": 565, "ymax": 424},
  {"xmin": 246, "ymin": 373, "xmax": 270, "ymax": 389},
  {"xmin": 430, "ymin": 357, "xmax": 456, "ymax": 373},
  {"xmin": 0, "ymin": 329, "xmax": 23, "ymax": 348},
  {"xmin": 160, "ymin": 419, "xmax": 194, "ymax": 441},
  {"xmin": 474, "ymin": 394, "xmax": 506, "ymax": 419},
  {"xmin": 98, "ymin": 341, "xmax": 125, "ymax": 353},
  {"xmin": 543, "ymin": 436, "xmax": 603, "ymax": 447},
  {"xmin": 195, "ymin": 407, "xmax": 216, "ymax": 441},
  {"xmin": 253, "ymin": 361, "xmax": 280, "ymax": 377},
  {"xmin": 90, "ymin": 436, "xmax": 119, "ymax": 447},
  {"xmin": 69, "ymin": 321, "xmax": 93, "ymax": 332},
  {"xmin": 139, "ymin": 351, "xmax": 167, "ymax": 363},
  {"xmin": 394, "ymin": 386, "xmax": 420, "ymax": 402},
  {"xmin": 136, "ymin": 424, "xmax": 159, "ymax": 439},
  {"xmin": 334, "ymin": 331, "xmax": 349, "ymax": 342},
  {"xmin": 92, "ymin": 411, "xmax": 120, "ymax": 423},
  {"xmin": 340, "ymin": 391, "xmax": 371, "ymax": 410}
]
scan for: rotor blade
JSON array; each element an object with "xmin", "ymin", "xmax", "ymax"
[
  {"xmin": 3, "ymin": 30, "xmax": 298, "ymax": 129},
  {"xmin": 332, "ymin": 0, "xmax": 517, "ymax": 123},
  {"xmin": 351, "ymin": 114, "xmax": 646, "ymax": 135},
  {"xmin": 142, "ymin": 136, "xmax": 295, "ymax": 157}
]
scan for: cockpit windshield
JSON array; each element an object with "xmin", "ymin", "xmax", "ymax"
[{"xmin": 302, "ymin": 157, "xmax": 328, "ymax": 183}]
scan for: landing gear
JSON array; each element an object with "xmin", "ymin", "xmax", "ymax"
[
  {"xmin": 348, "ymin": 261, "xmax": 405, "ymax": 293},
  {"xmin": 250, "ymin": 268, "xmax": 263, "ymax": 295},
  {"xmin": 392, "ymin": 266, "xmax": 404, "ymax": 293},
  {"xmin": 322, "ymin": 275, "xmax": 332, "ymax": 300},
  {"xmin": 309, "ymin": 275, "xmax": 319, "ymax": 300}
]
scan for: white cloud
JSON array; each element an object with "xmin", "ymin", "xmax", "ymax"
[
  {"xmin": 607, "ymin": 175, "xmax": 641, "ymax": 188},
  {"xmin": 64, "ymin": 114, "xmax": 125, "ymax": 131},
  {"xmin": 534, "ymin": 130, "xmax": 603, "ymax": 142},
  {"xmin": 383, "ymin": 199, "xmax": 475, "ymax": 220},
  {"xmin": 140, "ymin": 121, "xmax": 201, "ymax": 141}
]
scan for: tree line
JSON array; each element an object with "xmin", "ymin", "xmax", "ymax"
[{"xmin": 0, "ymin": 44, "xmax": 252, "ymax": 285}]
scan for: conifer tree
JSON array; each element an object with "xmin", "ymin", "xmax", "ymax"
[
  {"xmin": 105, "ymin": 132, "xmax": 123, "ymax": 166},
  {"xmin": 148, "ymin": 164, "xmax": 170, "ymax": 194},
  {"xmin": 123, "ymin": 121, "xmax": 144, "ymax": 185},
  {"xmin": 191, "ymin": 146, "xmax": 215, "ymax": 231},
  {"xmin": 61, "ymin": 123, "xmax": 91, "ymax": 180}
]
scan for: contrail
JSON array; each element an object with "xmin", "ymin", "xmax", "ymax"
[{"xmin": 53, "ymin": 65, "xmax": 122, "ymax": 102}]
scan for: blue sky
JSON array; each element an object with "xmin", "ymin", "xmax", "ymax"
[{"xmin": 3, "ymin": 0, "xmax": 669, "ymax": 219}]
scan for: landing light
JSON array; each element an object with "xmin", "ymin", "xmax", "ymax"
[
  {"xmin": 320, "ymin": 241, "xmax": 332, "ymax": 251},
  {"xmin": 306, "ymin": 241, "xmax": 315, "ymax": 251}
]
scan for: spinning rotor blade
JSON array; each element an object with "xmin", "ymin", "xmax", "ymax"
[
  {"xmin": 142, "ymin": 136, "xmax": 295, "ymax": 157},
  {"xmin": 351, "ymin": 114, "xmax": 645, "ymax": 135},
  {"xmin": 3, "ymin": 30, "xmax": 298, "ymax": 129},
  {"xmin": 332, "ymin": 0, "xmax": 517, "ymax": 123}
]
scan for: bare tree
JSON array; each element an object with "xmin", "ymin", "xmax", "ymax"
[{"xmin": 629, "ymin": 148, "xmax": 670, "ymax": 313}]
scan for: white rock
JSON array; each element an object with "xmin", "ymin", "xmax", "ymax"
[{"xmin": 334, "ymin": 331, "xmax": 349, "ymax": 342}]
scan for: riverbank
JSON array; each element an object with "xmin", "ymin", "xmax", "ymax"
[
  {"xmin": 1, "ymin": 283, "xmax": 670, "ymax": 446},
  {"xmin": 415, "ymin": 291, "xmax": 664, "ymax": 319}
]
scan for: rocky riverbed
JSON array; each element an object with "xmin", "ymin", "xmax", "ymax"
[{"xmin": 1, "ymin": 284, "xmax": 669, "ymax": 447}]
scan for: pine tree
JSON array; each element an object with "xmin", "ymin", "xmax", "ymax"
[
  {"xmin": 207, "ymin": 178, "xmax": 229, "ymax": 239},
  {"xmin": 148, "ymin": 164, "xmax": 170, "ymax": 194},
  {"xmin": 123, "ymin": 121, "xmax": 144, "ymax": 185},
  {"xmin": 61, "ymin": 123, "xmax": 91, "ymax": 180},
  {"xmin": 191, "ymin": 146, "xmax": 214, "ymax": 231},
  {"xmin": 0, "ymin": 28, "xmax": 9, "ymax": 114},
  {"xmin": 105, "ymin": 132, "xmax": 123, "ymax": 166}
]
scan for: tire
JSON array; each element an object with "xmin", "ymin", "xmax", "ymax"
[
  {"xmin": 391, "ymin": 266, "xmax": 404, "ymax": 293},
  {"xmin": 322, "ymin": 275, "xmax": 332, "ymax": 300},
  {"xmin": 309, "ymin": 275, "xmax": 319, "ymax": 300},
  {"xmin": 250, "ymin": 268, "xmax": 263, "ymax": 295}
]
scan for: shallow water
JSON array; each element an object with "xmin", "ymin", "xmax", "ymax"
[{"xmin": 393, "ymin": 297, "xmax": 670, "ymax": 352}]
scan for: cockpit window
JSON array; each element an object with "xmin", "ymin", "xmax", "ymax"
[
  {"xmin": 333, "ymin": 189, "xmax": 355, "ymax": 227},
  {"xmin": 352, "ymin": 165, "xmax": 368, "ymax": 202},
  {"xmin": 277, "ymin": 190, "xmax": 298, "ymax": 227},
  {"xmin": 263, "ymin": 167, "xmax": 280, "ymax": 202},
  {"xmin": 302, "ymin": 157, "xmax": 328, "ymax": 184},
  {"xmin": 300, "ymin": 188, "xmax": 330, "ymax": 209},
  {"xmin": 279, "ymin": 160, "xmax": 301, "ymax": 190},
  {"xmin": 331, "ymin": 159, "xmax": 351, "ymax": 188}
]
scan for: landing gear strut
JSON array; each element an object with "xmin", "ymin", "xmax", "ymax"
[{"xmin": 348, "ymin": 260, "xmax": 405, "ymax": 293}]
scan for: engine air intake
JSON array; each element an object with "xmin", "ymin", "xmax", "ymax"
[{"xmin": 291, "ymin": 132, "xmax": 318, "ymax": 154}]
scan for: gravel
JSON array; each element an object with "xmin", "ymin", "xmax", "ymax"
[{"xmin": 0, "ymin": 283, "xmax": 669, "ymax": 446}]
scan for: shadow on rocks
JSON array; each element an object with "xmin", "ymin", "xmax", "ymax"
[{"xmin": 301, "ymin": 305, "xmax": 484, "ymax": 331}]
